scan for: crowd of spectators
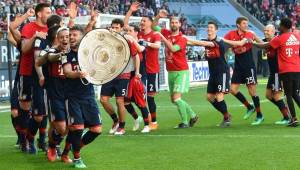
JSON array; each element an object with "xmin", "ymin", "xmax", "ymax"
[
  {"xmin": 178, "ymin": 13, "xmax": 197, "ymax": 36},
  {"xmin": 0, "ymin": 0, "xmax": 200, "ymax": 36},
  {"xmin": 0, "ymin": 0, "xmax": 171, "ymax": 31},
  {"xmin": 237, "ymin": 0, "xmax": 300, "ymax": 29}
]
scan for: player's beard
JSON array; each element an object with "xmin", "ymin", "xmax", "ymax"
[
  {"xmin": 171, "ymin": 26, "xmax": 179, "ymax": 32},
  {"xmin": 70, "ymin": 42, "xmax": 79, "ymax": 50}
]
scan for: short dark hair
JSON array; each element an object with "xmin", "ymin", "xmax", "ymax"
[
  {"xmin": 70, "ymin": 25, "xmax": 84, "ymax": 33},
  {"xmin": 111, "ymin": 18, "xmax": 124, "ymax": 27},
  {"xmin": 47, "ymin": 15, "xmax": 62, "ymax": 28},
  {"xmin": 129, "ymin": 24, "xmax": 140, "ymax": 32},
  {"xmin": 47, "ymin": 25, "xmax": 60, "ymax": 43},
  {"xmin": 280, "ymin": 18, "xmax": 292, "ymax": 29},
  {"xmin": 35, "ymin": 3, "xmax": 50, "ymax": 16},
  {"xmin": 236, "ymin": 16, "xmax": 248, "ymax": 25},
  {"xmin": 208, "ymin": 21, "xmax": 218, "ymax": 30},
  {"xmin": 143, "ymin": 16, "xmax": 153, "ymax": 22}
]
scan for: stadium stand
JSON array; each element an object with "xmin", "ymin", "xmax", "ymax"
[
  {"xmin": 237, "ymin": 0, "xmax": 300, "ymax": 29},
  {"xmin": 0, "ymin": 1, "xmax": 172, "ymax": 34},
  {"xmin": 166, "ymin": 0, "xmax": 263, "ymax": 37}
]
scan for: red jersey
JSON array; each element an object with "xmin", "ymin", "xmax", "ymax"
[
  {"xmin": 161, "ymin": 29, "xmax": 188, "ymax": 71},
  {"xmin": 117, "ymin": 39, "xmax": 137, "ymax": 79},
  {"xmin": 128, "ymin": 39, "xmax": 138, "ymax": 57},
  {"xmin": 128, "ymin": 39, "xmax": 143, "ymax": 61},
  {"xmin": 138, "ymin": 31, "xmax": 161, "ymax": 73},
  {"xmin": 224, "ymin": 30, "xmax": 254, "ymax": 55},
  {"xmin": 269, "ymin": 32, "xmax": 300, "ymax": 73},
  {"xmin": 20, "ymin": 22, "xmax": 48, "ymax": 76}
]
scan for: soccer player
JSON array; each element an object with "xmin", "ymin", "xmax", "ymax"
[
  {"xmin": 152, "ymin": 12, "xmax": 199, "ymax": 128},
  {"xmin": 125, "ymin": 2, "xmax": 162, "ymax": 130},
  {"xmin": 9, "ymin": 7, "xmax": 50, "ymax": 151},
  {"xmin": 36, "ymin": 3, "xmax": 78, "ymax": 152},
  {"xmin": 186, "ymin": 22, "xmax": 248, "ymax": 127},
  {"xmin": 62, "ymin": 25, "xmax": 102, "ymax": 168},
  {"xmin": 124, "ymin": 7, "xmax": 151, "ymax": 132},
  {"xmin": 34, "ymin": 14, "xmax": 67, "ymax": 153},
  {"xmin": 35, "ymin": 3, "xmax": 79, "ymax": 157},
  {"xmin": 10, "ymin": 63, "xmax": 21, "ymax": 147},
  {"xmin": 19, "ymin": 3, "xmax": 50, "ymax": 153},
  {"xmin": 224, "ymin": 16, "xmax": 264, "ymax": 125},
  {"xmin": 258, "ymin": 24, "xmax": 290, "ymax": 125},
  {"xmin": 8, "ymin": 10, "xmax": 35, "ymax": 147},
  {"xmin": 100, "ymin": 19, "xmax": 132, "ymax": 135},
  {"xmin": 123, "ymin": 25, "xmax": 151, "ymax": 133},
  {"xmin": 41, "ymin": 26, "xmax": 70, "ymax": 161},
  {"xmin": 254, "ymin": 18, "xmax": 300, "ymax": 126}
]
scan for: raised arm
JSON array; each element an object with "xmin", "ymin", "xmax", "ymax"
[
  {"xmin": 187, "ymin": 38, "xmax": 215, "ymax": 47},
  {"xmin": 124, "ymin": 2, "xmax": 140, "ymax": 29},
  {"xmin": 8, "ymin": 32, "xmax": 18, "ymax": 47},
  {"xmin": 67, "ymin": 2, "xmax": 78, "ymax": 28},
  {"xmin": 152, "ymin": 9, "xmax": 168, "ymax": 31},
  {"xmin": 9, "ymin": 8, "xmax": 35, "ymax": 44},
  {"xmin": 85, "ymin": 9, "xmax": 98, "ymax": 33}
]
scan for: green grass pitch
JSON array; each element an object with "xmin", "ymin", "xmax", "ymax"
[{"xmin": 0, "ymin": 80, "xmax": 300, "ymax": 170}]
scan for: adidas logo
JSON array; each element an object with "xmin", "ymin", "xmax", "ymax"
[{"xmin": 286, "ymin": 34, "xmax": 299, "ymax": 46}]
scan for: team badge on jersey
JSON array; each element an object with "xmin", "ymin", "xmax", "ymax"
[{"xmin": 34, "ymin": 39, "xmax": 41, "ymax": 48}]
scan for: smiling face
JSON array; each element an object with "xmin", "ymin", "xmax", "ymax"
[
  {"xmin": 111, "ymin": 23, "xmax": 122, "ymax": 33},
  {"xmin": 57, "ymin": 29, "xmax": 69, "ymax": 51},
  {"xmin": 207, "ymin": 23, "xmax": 218, "ymax": 38},
  {"xmin": 37, "ymin": 7, "xmax": 52, "ymax": 25},
  {"xmin": 264, "ymin": 25, "xmax": 275, "ymax": 39},
  {"xmin": 237, "ymin": 20, "xmax": 248, "ymax": 32},
  {"xmin": 69, "ymin": 29, "xmax": 83, "ymax": 49},
  {"xmin": 140, "ymin": 17, "xmax": 152, "ymax": 30},
  {"xmin": 170, "ymin": 17, "xmax": 181, "ymax": 32}
]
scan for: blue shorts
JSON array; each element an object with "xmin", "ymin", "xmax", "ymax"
[
  {"xmin": 48, "ymin": 98, "xmax": 67, "ymax": 122},
  {"xmin": 10, "ymin": 78, "xmax": 19, "ymax": 110},
  {"xmin": 18, "ymin": 75, "xmax": 33, "ymax": 101},
  {"xmin": 32, "ymin": 82, "xmax": 47, "ymax": 116},
  {"xmin": 207, "ymin": 72, "xmax": 230, "ymax": 94},
  {"xmin": 66, "ymin": 97, "xmax": 101, "ymax": 127},
  {"xmin": 146, "ymin": 73, "xmax": 159, "ymax": 94},
  {"xmin": 231, "ymin": 67, "xmax": 257, "ymax": 85},
  {"xmin": 267, "ymin": 73, "xmax": 282, "ymax": 92},
  {"xmin": 100, "ymin": 79, "xmax": 129, "ymax": 97}
]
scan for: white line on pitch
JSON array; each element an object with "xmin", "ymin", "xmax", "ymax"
[
  {"xmin": 0, "ymin": 100, "xmax": 271, "ymax": 113},
  {"xmin": 1, "ymin": 134, "xmax": 300, "ymax": 138},
  {"xmin": 0, "ymin": 109, "xmax": 10, "ymax": 113}
]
